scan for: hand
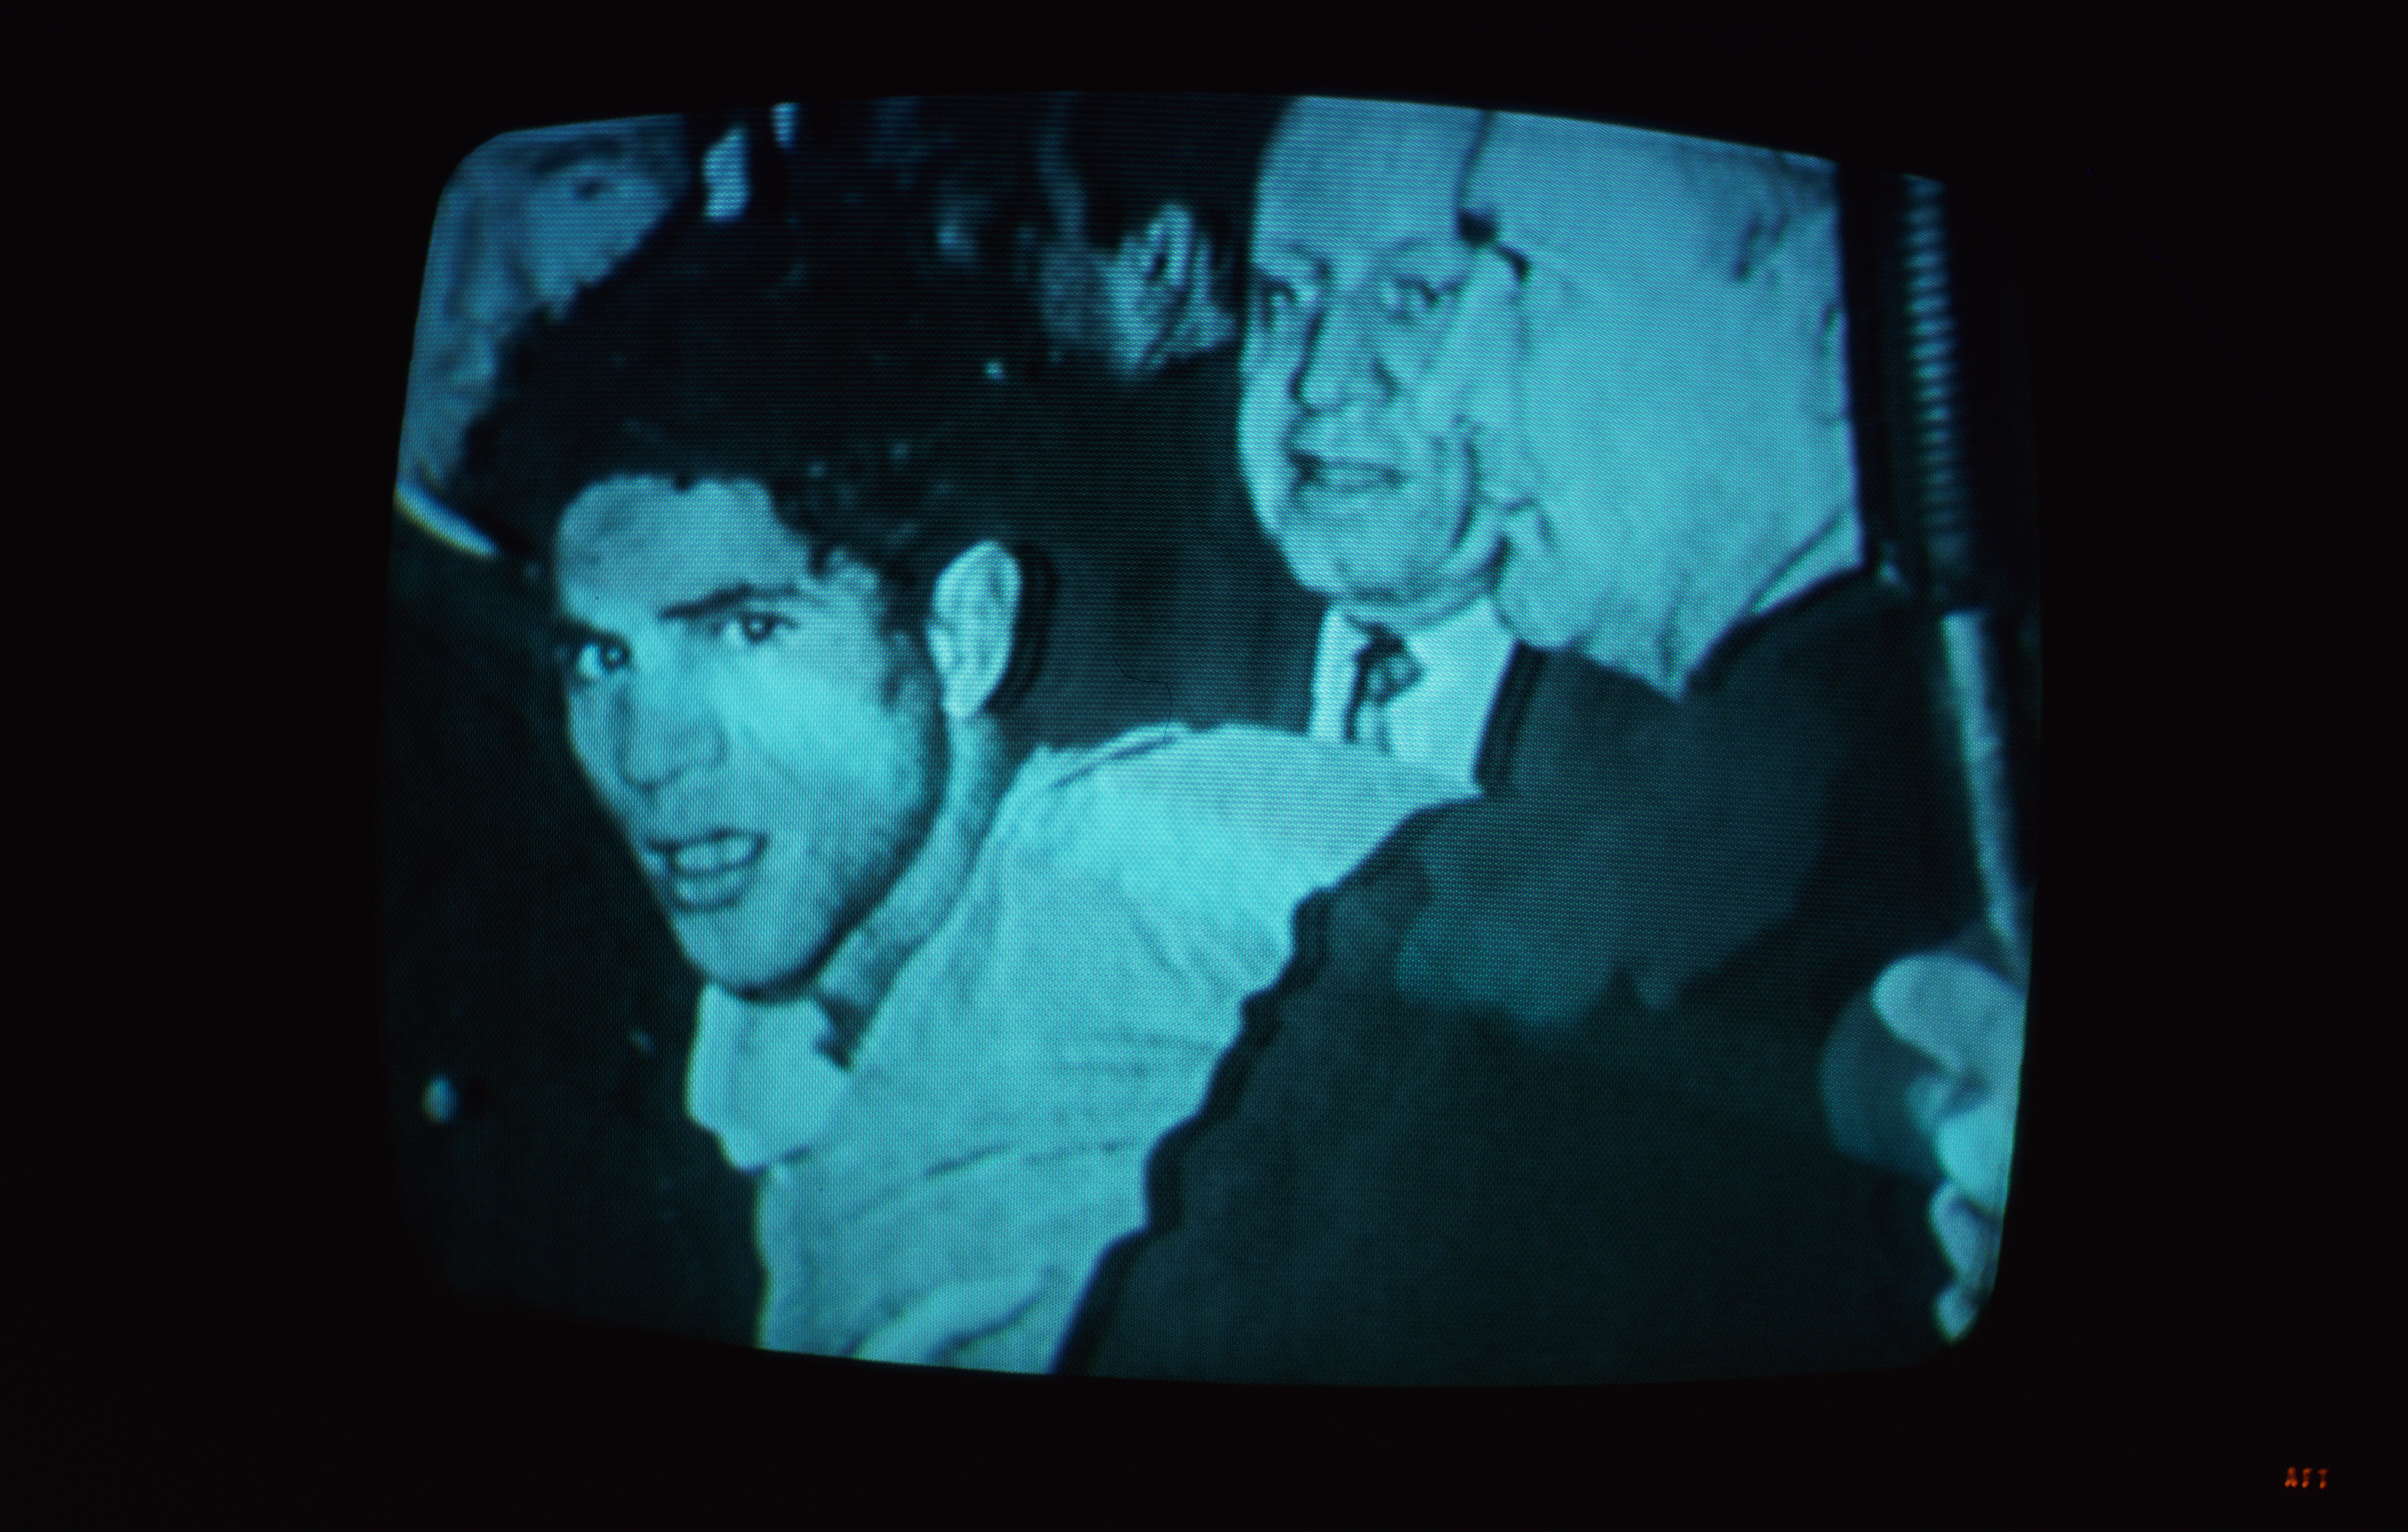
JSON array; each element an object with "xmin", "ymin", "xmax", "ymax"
[
  {"xmin": 1872, "ymin": 949, "xmax": 2026, "ymax": 1340},
  {"xmin": 852, "ymin": 1275, "xmax": 1049, "ymax": 1368}
]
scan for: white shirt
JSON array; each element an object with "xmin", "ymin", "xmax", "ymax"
[
  {"xmin": 684, "ymin": 722, "xmax": 1471, "ymax": 1371},
  {"xmin": 1306, "ymin": 598, "xmax": 1522, "ymax": 791}
]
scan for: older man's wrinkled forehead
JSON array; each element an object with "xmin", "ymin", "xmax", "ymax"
[
  {"xmin": 1461, "ymin": 111, "xmax": 1834, "ymax": 292},
  {"xmin": 1255, "ymin": 99, "xmax": 1486, "ymax": 263}
]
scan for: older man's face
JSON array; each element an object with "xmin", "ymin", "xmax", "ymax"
[
  {"xmin": 1459, "ymin": 114, "xmax": 1861, "ymax": 685},
  {"xmin": 1240, "ymin": 100, "xmax": 1502, "ymax": 620}
]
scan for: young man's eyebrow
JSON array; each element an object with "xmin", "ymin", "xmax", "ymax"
[
  {"xmin": 659, "ymin": 581, "xmax": 820, "ymax": 622},
  {"xmin": 546, "ymin": 612, "xmax": 616, "ymax": 646}
]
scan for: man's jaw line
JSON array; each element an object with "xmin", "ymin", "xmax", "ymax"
[
  {"xmin": 720, "ymin": 717, "xmax": 1008, "ymax": 1030},
  {"xmin": 717, "ymin": 906, "xmax": 867, "ymax": 1011},
  {"xmin": 1328, "ymin": 574, "xmax": 1495, "ymax": 637},
  {"xmin": 689, "ymin": 851, "xmax": 897, "ymax": 1011},
  {"xmin": 1272, "ymin": 465, "xmax": 1505, "ymax": 633}
]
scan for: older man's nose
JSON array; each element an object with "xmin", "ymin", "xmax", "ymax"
[
  {"xmin": 613, "ymin": 686, "xmax": 724, "ymax": 792},
  {"xmin": 1295, "ymin": 296, "xmax": 1389, "ymax": 413}
]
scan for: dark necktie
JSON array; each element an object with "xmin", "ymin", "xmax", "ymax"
[{"xmin": 1345, "ymin": 625, "xmax": 1425, "ymax": 752}]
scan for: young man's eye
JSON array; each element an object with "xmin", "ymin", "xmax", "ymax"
[
  {"xmin": 726, "ymin": 613, "xmax": 791, "ymax": 647},
  {"xmin": 560, "ymin": 638, "xmax": 629, "ymax": 684}
]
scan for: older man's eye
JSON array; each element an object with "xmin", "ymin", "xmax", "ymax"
[
  {"xmin": 1250, "ymin": 275, "xmax": 1298, "ymax": 330},
  {"xmin": 1386, "ymin": 277, "xmax": 1452, "ymax": 321}
]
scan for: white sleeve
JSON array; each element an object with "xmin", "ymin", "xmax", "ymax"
[{"xmin": 1081, "ymin": 724, "xmax": 1475, "ymax": 934}]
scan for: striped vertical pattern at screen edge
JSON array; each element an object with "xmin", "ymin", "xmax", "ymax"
[{"xmin": 1899, "ymin": 176, "xmax": 2029, "ymax": 987}]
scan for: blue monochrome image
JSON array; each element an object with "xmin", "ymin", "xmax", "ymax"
[{"xmin": 382, "ymin": 93, "xmax": 2038, "ymax": 1382}]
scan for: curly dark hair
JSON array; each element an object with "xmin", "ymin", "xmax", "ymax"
[
  {"xmin": 449, "ymin": 201, "xmax": 1065, "ymax": 687},
  {"xmin": 445, "ymin": 101, "xmax": 1306, "ymax": 747}
]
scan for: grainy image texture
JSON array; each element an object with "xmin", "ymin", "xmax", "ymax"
[{"xmin": 382, "ymin": 93, "xmax": 2039, "ymax": 1379}]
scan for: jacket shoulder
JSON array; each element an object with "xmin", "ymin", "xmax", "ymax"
[{"xmin": 1026, "ymin": 724, "xmax": 1469, "ymax": 928}]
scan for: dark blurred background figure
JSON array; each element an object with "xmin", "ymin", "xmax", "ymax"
[
  {"xmin": 1036, "ymin": 94, "xmax": 1328, "ymax": 741},
  {"xmin": 850, "ymin": 92, "xmax": 1321, "ymax": 746},
  {"xmin": 397, "ymin": 115, "xmax": 691, "ymax": 554},
  {"xmin": 1029, "ymin": 93, "xmax": 1268, "ymax": 380},
  {"xmin": 381, "ymin": 95, "xmax": 1314, "ymax": 1344},
  {"xmin": 384, "ymin": 111, "xmax": 749, "ymax": 1343}
]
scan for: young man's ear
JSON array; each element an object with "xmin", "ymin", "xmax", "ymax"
[{"xmin": 924, "ymin": 540, "xmax": 1023, "ymax": 720}]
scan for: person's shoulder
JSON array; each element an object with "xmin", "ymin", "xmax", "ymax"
[
  {"xmin": 1032, "ymin": 723, "xmax": 1473, "ymax": 918},
  {"xmin": 1693, "ymin": 567, "xmax": 1922, "ymax": 697},
  {"xmin": 1031, "ymin": 722, "xmax": 1194, "ymax": 794},
  {"xmin": 1100, "ymin": 723, "xmax": 1470, "ymax": 847}
]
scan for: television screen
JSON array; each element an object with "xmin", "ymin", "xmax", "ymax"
[{"xmin": 378, "ymin": 90, "xmax": 2046, "ymax": 1388}]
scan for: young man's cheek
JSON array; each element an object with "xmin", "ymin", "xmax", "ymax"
[{"xmin": 564, "ymin": 702, "xmax": 627, "ymax": 815}]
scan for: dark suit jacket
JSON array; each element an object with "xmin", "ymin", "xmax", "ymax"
[{"xmin": 1057, "ymin": 570, "xmax": 1978, "ymax": 1384}]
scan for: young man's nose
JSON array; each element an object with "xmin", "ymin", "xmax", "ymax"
[{"xmin": 612, "ymin": 685, "xmax": 725, "ymax": 793}]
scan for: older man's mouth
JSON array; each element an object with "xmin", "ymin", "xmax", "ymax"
[
  {"xmin": 1294, "ymin": 454, "xmax": 1404, "ymax": 499},
  {"xmin": 646, "ymin": 831, "xmax": 768, "ymax": 912}
]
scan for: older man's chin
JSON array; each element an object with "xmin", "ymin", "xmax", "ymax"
[
  {"xmin": 1265, "ymin": 527, "xmax": 1392, "ymax": 609},
  {"xmin": 1491, "ymin": 564, "xmax": 1587, "ymax": 654}
]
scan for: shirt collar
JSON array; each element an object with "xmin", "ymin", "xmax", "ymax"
[
  {"xmin": 1312, "ymin": 599, "xmax": 1518, "ymax": 791},
  {"xmin": 684, "ymin": 727, "xmax": 1193, "ymax": 1172},
  {"xmin": 1364, "ymin": 595, "xmax": 1516, "ymax": 675}
]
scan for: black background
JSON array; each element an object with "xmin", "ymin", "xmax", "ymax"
[{"xmin": 54, "ymin": 15, "xmax": 2383, "ymax": 1511}]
